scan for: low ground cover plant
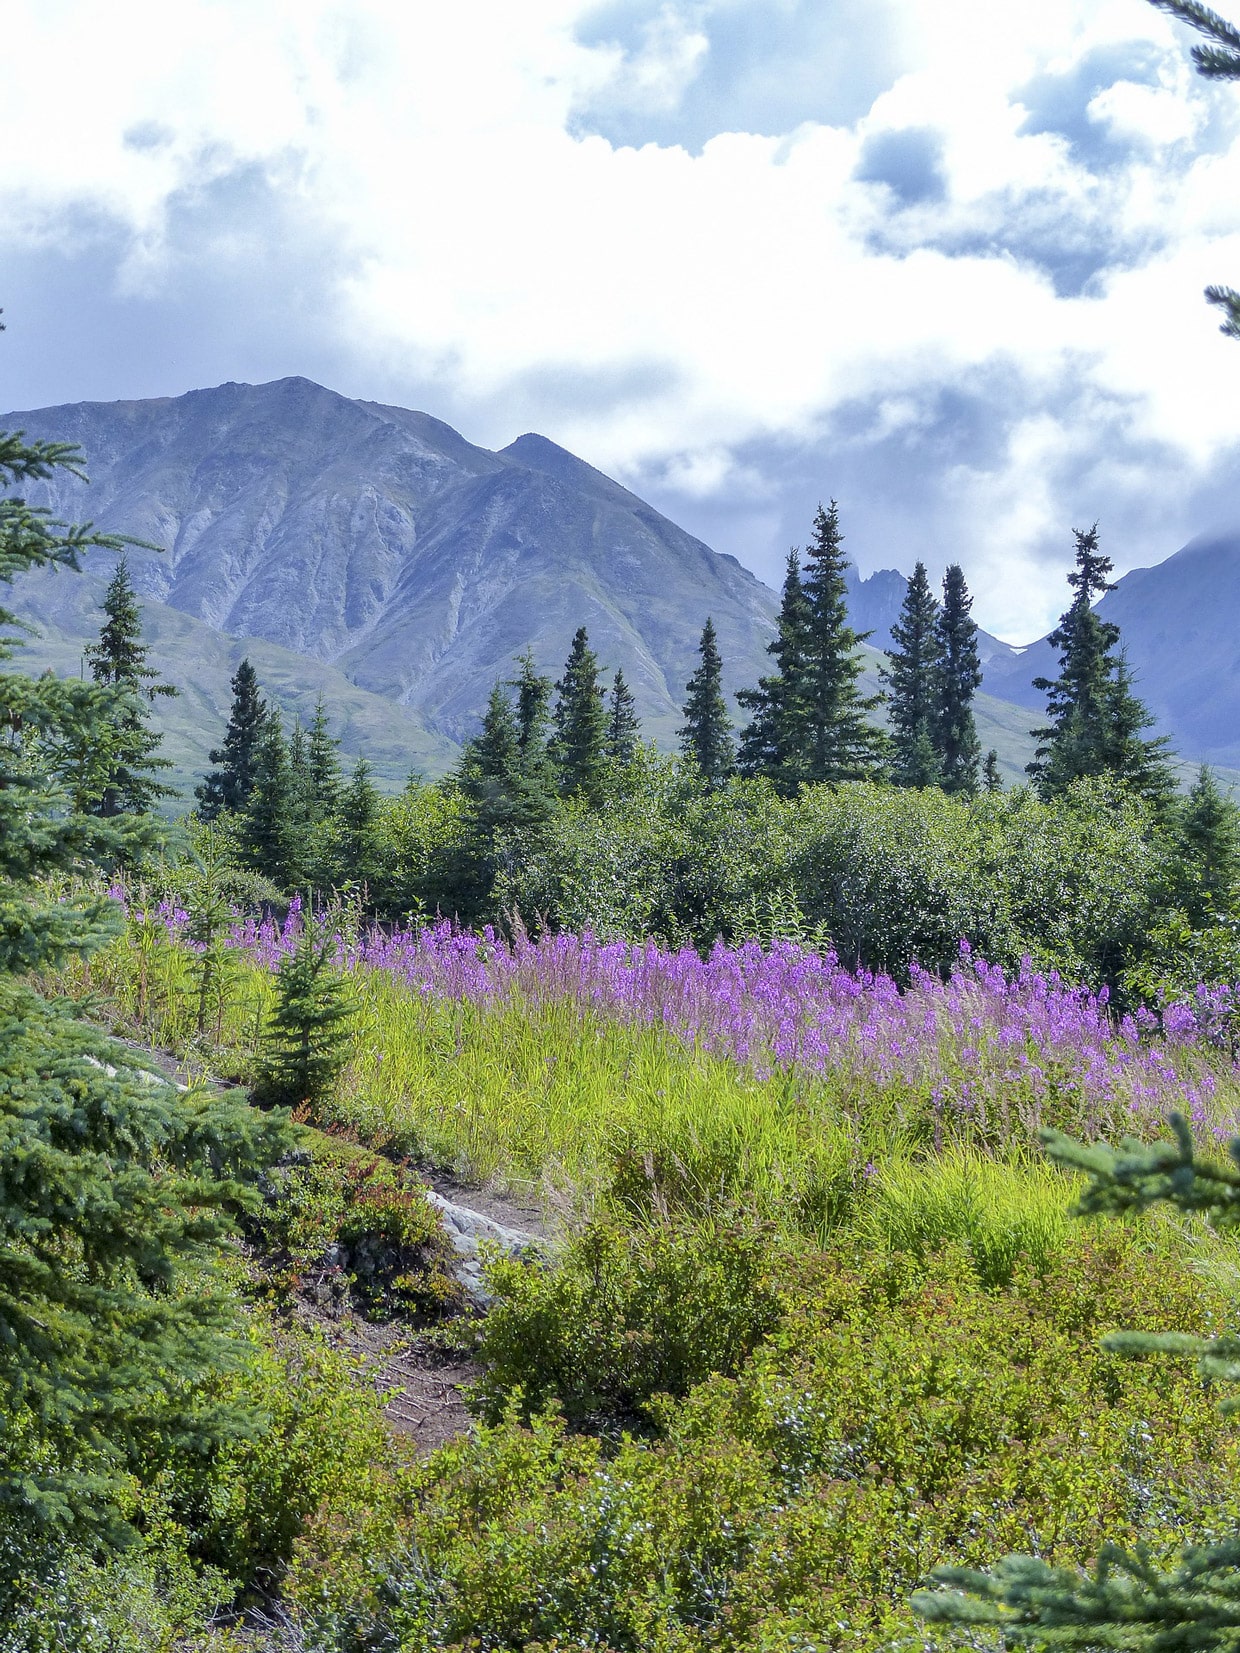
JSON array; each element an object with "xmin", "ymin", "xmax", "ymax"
[{"xmin": 291, "ymin": 1225, "xmax": 1240, "ymax": 1652}]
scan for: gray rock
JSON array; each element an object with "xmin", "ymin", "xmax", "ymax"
[{"xmin": 424, "ymin": 1188, "xmax": 540, "ymax": 1305}]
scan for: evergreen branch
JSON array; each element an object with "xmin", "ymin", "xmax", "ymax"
[
  {"xmin": 1042, "ymin": 1112, "xmax": 1240, "ymax": 1226},
  {"xmin": 1148, "ymin": 0, "xmax": 1240, "ymax": 56},
  {"xmin": 1206, "ymin": 285, "xmax": 1240, "ymax": 337},
  {"xmin": 918, "ymin": 1540, "xmax": 1240, "ymax": 1648}
]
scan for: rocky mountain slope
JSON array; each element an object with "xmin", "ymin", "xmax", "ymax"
[
  {"xmin": 0, "ymin": 376, "xmax": 1084, "ymax": 788},
  {"xmin": 5, "ymin": 377, "xmax": 781, "ymax": 749}
]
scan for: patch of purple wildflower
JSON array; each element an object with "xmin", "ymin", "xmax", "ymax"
[{"xmin": 110, "ymin": 890, "xmax": 1240, "ymax": 1141}]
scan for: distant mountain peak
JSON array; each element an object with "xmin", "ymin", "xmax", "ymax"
[
  {"xmin": 4, "ymin": 379, "xmax": 781, "ymax": 744},
  {"xmin": 499, "ymin": 431, "xmax": 643, "ymax": 506}
]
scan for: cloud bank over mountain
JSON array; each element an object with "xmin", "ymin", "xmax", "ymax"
[{"xmin": 5, "ymin": 0, "xmax": 1240, "ymax": 638}]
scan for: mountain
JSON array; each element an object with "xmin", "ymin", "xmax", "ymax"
[
  {"xmin": 2, "ymin": 376, "xmax": 1046, "ymax": 787},
  {"xmin": 980, "ymin": 532, "xmax": 1240, "ymax": 772},
  {"xmin": 4, "ymin": 377, "xmax": 780, "ymax": 751}
]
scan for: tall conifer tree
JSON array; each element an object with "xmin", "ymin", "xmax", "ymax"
[
  {"xmin": 552, "ymin": 626, "xmax": 609, "ymax": 805},
  {"xmin": 935, "ymin": 563, "xmax": 983, "ymax": 795},
  {"xmin": 679, "ymin": 617, "xmax": 734, "ymax": 787},
  {"xmin": 239, "ymin": 710, "xmax": 297, "ymax": 884},
  {"xmin": 287, "ymin": 715, "xmax": 313, "ymax": 836},
  {"xmin": 882, "ymin": 562, "xmax": 942, "ymax": 789},
  {"xmin": 983, "ymin": 749, "xmax": 1003, "ymax": 792},
  {"xmin": 197, "ymin": 658, "xmax": 267, "ymax": 819},
  {"xmin": 334, "ymin": 755, "xmax": 383, "ymax": 889},
  {"xmin": 737, "ymin": 550, "xmax": 812, "ymax": 793},
  {"xmin": 509, "ymin": 648, "xmax": 558, "ymax": 818},
  {"xmin": 306, "ymin": 694, "xmax": 342, "ymax": 822},
  {"xmin": 799, "ymin": 501, "xmax": 887, "ymax": 784},
  {"xmin": 461, "ymin": 683, "xmax": 523, "ymax": 839},
  {"xmin": 1175, "ymin": 764, "xmax": 1240, "ymax": 924},
  {"xmin": 605, "ymin": 668, "xmax": 641, "ymax": 766},
  {"xmin": 83, "ymin": 556, "xmax": 177, "ymax": 818},
  {"xmin": 1029, "ymin": 526, "xmax": 1172, "ymax": 801}
]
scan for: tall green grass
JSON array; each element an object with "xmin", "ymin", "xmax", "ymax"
[{"xmin": 47, "ymin": 924, "xmax": 1240, "ymax": 1265}]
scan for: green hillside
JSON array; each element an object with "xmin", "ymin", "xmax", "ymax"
[{"xmin": 9, "ymin": 565, "xmax": 457, "ymax": 799}]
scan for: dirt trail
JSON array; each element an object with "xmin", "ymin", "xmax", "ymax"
[{"xmin": 108, "ymin": 1033, "xmax": 557, "ymax": 1452}]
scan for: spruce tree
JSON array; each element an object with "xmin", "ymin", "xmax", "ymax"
[
  {"xmin": 0, "ymin": 393, "xmax": 286, "ymax": 1543},
  {"xmin": 1029, "ymin": 526, "xmax": 1171, "ymax": 802},
  {"xmin": 1104, "ymin": 654, "xmax": 1176, "ymax": 808},
  {"xmin": 935, "ymin": 563, "xmax": 983, "ymax": 795},
  {"xmin": 253, "ymin": 927, "xmax": 356, "ymax": 1111},
  {"xmin": 239, "ymin": 710, "xmax": 297, "ymax": 885},
  {"xmin": 196, "ymin": 658, "xmax": 267, "ymax": 819},
  {"xmin": 334, "ymin": 755, "xmax": 383, "ymax": 888},
  {"xmin": 983, "ymin": 749, "xmax": 1003, "ymax": 792},
  {"xmin": 552, "ymin": 626, "xmax": 609, "ymax": 805},
  {"xmin": 83, "ymin": 555, "xmax": 178, "ymax": 818},
  {"xmin": 606, "ymin": 668, "xmax": 641, "ymax": 766},
  {"xmin": 509, "ymin": 648, "xmax": 559, "ymax": 818},
  {"xmin": 1175, "ymin": 764, "xmax": 1240, "ymax": 924},
  {"xmin": 679, "ymin": 616, "xmax": 734, "ymax": 787},
  {"xmin": 461, "ymin": 683, "xmax": 522, "ymax": 835},
  {"xmin": 800, "ymin": 501, "xmax": 887, "ymax": 784},
  {"xmin": 882, "ymin": 561, "xmax": 942, "ymax": 789},
  {"xmin": 306, "ymin": 694, "xmax": 342, "ymax": 822},
  {"xmin": 737, "ymin": 550, "xmax": 813, "ymax": 793},
  {"xmin": 288, "ymin": 715, "xmax": 313, "ymax": 832}
]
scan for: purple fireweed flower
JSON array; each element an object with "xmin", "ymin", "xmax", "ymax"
[{"xmin": 111, "ymin": 892, "xmax": 1240, "ymax": 1138}]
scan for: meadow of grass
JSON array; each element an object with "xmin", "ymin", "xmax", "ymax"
[{"xmin": 41, "ymin": 888, "xmax": 1240, "ymax": 1651}]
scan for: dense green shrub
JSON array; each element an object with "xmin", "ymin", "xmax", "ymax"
[
  {"xmin": 317, "ymin": 1232, "xmax": 1240, "ymax": 1653},
  {"xmin": 470, "ymin": 1214, "xmax": 794, "ymax": 1425},
  {"xmin": 484, "ymin": 770, "xmax": 1165, "ymax": 988},
  {"xmin": 251, "ymin": 1133, "xmax": 463, "ymax": 1319}
]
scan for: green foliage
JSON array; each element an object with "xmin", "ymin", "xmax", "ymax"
[
  {"xmin": 0, "ymin": 995, "xmax": 289, "ymax": 1535},
  {"xmin": 338, "ymin": 1231, "xmax": 1240, "ymax": 1653},
  {"xmin": 1175, "ymin": 763, "xmax": 1240, "ymax": 924},
  {"xmin": 329, "ymin": 755, "xmax": 384, "ymax": 893},
  {"xmin": 606, "ymin": 666, "xmax": 641, "ymax": 766},
  {"xmin": 485, "ymin": 768, "xmax": 1170, "ymax": 989},
  {"xmin": 916, "ymin": 1112, "xmax": 1240, "ymax": 1650},
  {"xmin": 253, "ymin": 927, "xmax": 356, "ymax": 1110},
  {"xmin": 83, "ymin": 555, "xmax": 178, "ymax": 820},
  {"xmin": 307, "ymin": 693, "xmax": 343, "ymax": 821},
  {"xmin": 471, "ymin": 1214, "xmax": 791, "ymax": 1425},
  {"xmin": 936, "ymin": 562, "xmax": 983, "ymax": 795},
  {"xmin": 553, "ymin": 625, "xmax": 610, "ymax": 805},
  {"xmin": 800, "ymin": 499, "xmax": 888, "ymax": 784},
  {"xmin": 679, "ymin": 616, "xmax": 734, "ymax": 787},
  {"xmin": 883, "ymin": 559, "xmax": 943, "ymax": 789},
  {"xmin": 252, "ymin": 1132, "xmax": 462, "ymax": 1319},
  {"xmin": 736, "ymin": 549, "xmax": 812, "ymax": 793},
  {"xmin": 1030, "ymin": 526, "xmax": 1174, "ymax": 803},
  {"xmin": 195, "ymin": 657, "xmax": 266, "ymax": 820},
  {"xmin": 0, "ymin": 400, "xmax": 290, "ymax": 1545},
  {"xmin": 238, "ymin": 710, "xmax": 298, "ymax": 884}
]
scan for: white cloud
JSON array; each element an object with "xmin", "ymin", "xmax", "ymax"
[{"xmin": 5, "ymin": 0, "xmax": 1240, "ymax": 639}]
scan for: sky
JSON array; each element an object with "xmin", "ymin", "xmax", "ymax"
[{"xmin": 4, "ymin": 0, "xmax": 1240, "ymax": 641}]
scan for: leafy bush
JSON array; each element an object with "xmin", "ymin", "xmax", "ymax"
[
  {"xmin": 251, "ymin": 1132, "xmax": 463, "ymax": 1319},
  {"xmin": 323, "ymin": 1232, "xmax": 1240, "ymax": 1653},
  {"xmin": 470, "ymin": 1214, "xmax": 794, "ymax": 1425},
  {"xmin": 489, "ymin": 771, "xmax": 1166, "ymax": 990}
]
